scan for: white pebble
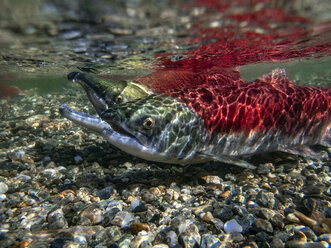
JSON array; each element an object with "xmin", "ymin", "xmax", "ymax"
[
  {"xmin": 0, "ymin": 182, "xmax": 8, "ymax": 194},
  {"xmin": 224, "ymin": 219, "xmax": 243, "ymax": 233}
]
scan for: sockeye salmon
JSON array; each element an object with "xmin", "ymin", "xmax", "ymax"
[{"xmin": 59, "ymin": 68, "xmax": 330, "ymax": 169}]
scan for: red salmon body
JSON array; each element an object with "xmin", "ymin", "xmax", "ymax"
[{"xmin": 140, "ymin": 68, "xmax": 330, "ymax": 152}]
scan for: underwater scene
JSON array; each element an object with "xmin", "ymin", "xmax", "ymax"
[{"xmin": 0, "ymin": 0, "xmax": 330, "ymax": 247}]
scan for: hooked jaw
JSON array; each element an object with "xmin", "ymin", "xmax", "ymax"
[
  {"xmin": 68, "ymin": 72, "xmax": 109, "ymax": 115},
  {"xmin": 58, "ymin": 104, "xmax": 174, "ymax": 163}
]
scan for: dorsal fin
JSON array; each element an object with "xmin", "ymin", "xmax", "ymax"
[{"xmin": 256, "ymin": 68, "xmax": 290, "ymax": 85}]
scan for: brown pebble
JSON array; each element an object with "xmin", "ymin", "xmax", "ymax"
[
  {"xmin": 56, "ymin": 190, "xmax": 75, "ymax": 199},
  {"xmin": 130, "ymin": 222, "xmax": 150, "ymax": 234},
  {"xmin": 287, "ymin": 213, "xmax": 301, "ymax": 224},
  {"xmin": 11, "ymin": 240, "xmax": 31, "ymax": 248},
  {"xmin": 16, "ymin": 201, "xmax": 31, "ymax": 208},
  {"xmin": 220, "ymin": 190, "xmax": 231, "ymax": 198},
  {"xmin": 201, "ymin": 175, "xmax": 221, "ymax": 184},
  {"xmin": 202, "ymin": 211, "xmax": 214, "ymax": 223}
]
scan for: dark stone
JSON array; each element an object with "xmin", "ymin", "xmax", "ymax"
[
  {"xmin": 96, "ymin": 186, "xmax": 114, "ymax": 199},
  {"xmin": 215, "ymin": 205, "xmax": 233, "ymax": 222},
  {"xmin": 241, "ymin": 214, "xmax": 256, "ymax": 234},
  {"xmin": 133, "ymin": 203, "xmax": 148, "ymax": 213},
  {"xmin": 50, "ymin": 238, "xmax": 73, "ymax": 248},
  {"xmin": 254, "ymin": 218, "xmax": 273, "ymax": 233}
]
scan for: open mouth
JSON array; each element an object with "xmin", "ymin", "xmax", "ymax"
[{"xmin": 68, "ymin": 72, "xmax": 109, "ymax": 115}]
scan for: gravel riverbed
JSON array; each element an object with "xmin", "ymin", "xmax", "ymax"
[{"xmin": 0, "ymin": 90, "xmax": 330, "ymax": 248}]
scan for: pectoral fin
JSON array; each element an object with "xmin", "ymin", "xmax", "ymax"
[{"xmin": 198, "ymin": 152, "xmax": 256, "ymax": 169}]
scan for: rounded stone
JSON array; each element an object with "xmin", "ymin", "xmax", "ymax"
[
  {"xmin": 130, "ymin": 222, "xmax": 151, "ymax": 234},
  {"xmin": 224, "ymin": 219, "xmax": 243, "ymax": 233},
  {"xmin": 254, "ymin": 218, "xmax": 273, "ymax": 233},
  {"xmin": 0, "ymin": 185, "xmax": 9, "ymax": 196}
]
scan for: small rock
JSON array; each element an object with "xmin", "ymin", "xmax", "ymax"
[
  {"xmin": 202, "ymin": 212, "xmax": 214, "ymax": 223},
  {"xmin": 74, "ymin": 155, "xmax": 83, "ymax": 164},
  {"xmin": 231, "ymin": 232, "xmax": 245, "ymax": 242},
  {"xmin": 256, "ymin": 191, "xmax": 275, "ymax": 209},
  {"xmin": 130, "ymin": 222, "xmax": 150, "ymax": 234},
  {"xmin": 179, "ymin": 223, "xmax": 201, "ymax": 248},
  {"xmin": 215, "ymin": 205, "xmax": 233, "ymax": 222},
  {"xmin": 50, "ymin": 238, "xmax": 73, "ymax": 248},
  {"xmin": 0, "ymin": 182, "xmax": 8, "ymax": 194},
  {"xmin": 96, "ymin": 186, "xmax": 114, "ymax": 199},
  {"xmin": 319, "ymin": 233, "xmax": 331, "ymax": 243},
  {"xmin": 111, "ymin": 211, "xmax": 135, "ymax": 228},
  {"xmin": 224, "ymin": 219, "xmax": 243, "ymax": 233},
  {"xmin": 131, "ymin": 200, "xmax": 147, "ymax": 212},
  {"xmin": 79, "ymin": 206, "xmax": 104, "ymax": 225},
  {"xmin": 166, "ymin": 231, "xmax": 179, "ymax": 247},
  {"xmin": 92, "ymin": 226, "xmax": 122, "ymax": 246},
  {"xmin": 201, "ymin": 175, "xmax": 221, "ymax": 184},
  {"xmin": 270, "ymin": 237, "xmax": 285, "ymax": 248},
  {"xmin": 254, "ymin": 218, "xmax": 273, "ymax": 233},
  {"xmin": 131, "ymin": 232, "xmax": 155, "ymax": 247},
  {"xmin": 241, "ymin": 214, "xmax": 256, "ymax": 233},
  {"xmin": 210, "ymin": 218, "xmax": 224, "ymax": 232},
  {"xmin": 47, "ymin": 208, "xmax": 68, "ymax": 229},
  {"xmin": 180, "ymin": 193, "xmax": 192, "ymax": 202},
  {"xmin": 257, "ymin": 163, "xmax": 272, "ymax": 174},
  {"xmin": 201, "ymin": 234, "xmax": 222, "ymax": 248},
  {"xmin": 295, "ymin": 226, "xmax": 317, "ymax": 242},
  {"xmin": 0, "ymin": 194, "xmax": 6, "ymax": 201},
  {"xmin": 152, "ymin": 244, "xmax": 169, "ymax": 248}
]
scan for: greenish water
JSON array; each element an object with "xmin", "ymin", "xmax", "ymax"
[{"xmin": 0, "ymin": 0, "xmax": 330, "ymax": 95}]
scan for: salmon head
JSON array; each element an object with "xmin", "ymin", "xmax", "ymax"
[
  {"xmin": 67, "ymin": 72, "xmax": 149, "ymax": 115},
  {"xmin": 99, "ymin": 94, "xmax": 208, "ymax": 164}
]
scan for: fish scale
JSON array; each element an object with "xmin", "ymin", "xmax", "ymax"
[
  {"xmin": 136, "ymin": 69, "xmax": 330, "ymax": 141},
  {"xmin": 60, "ymin": 68, "xmax": 330, "ymax": 168}
]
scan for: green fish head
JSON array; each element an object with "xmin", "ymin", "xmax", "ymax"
[
  {"xmin": 100, "ymin": 94, "xmax": 207, "ymax": 164},
  {"xmin": 68, "ymin": 72, "xmax": 149, "ymax": 114}
]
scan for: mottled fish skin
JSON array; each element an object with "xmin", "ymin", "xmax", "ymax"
[
  {"xmin": 100, "ymin": 95, "xmax": 209, "ymax": 164},
  {"xmin": 61, "ymin": 68, "xmax": 330, "ymax": 167},
  {"xmin": 164, "ymin": 69, "xmax": 330, "ymax": 151}
]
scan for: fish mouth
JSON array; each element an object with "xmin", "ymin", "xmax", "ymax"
[
  {"xmin": 59, "ymin": 104, "xmax": 164, "ymax": 162},
  {"xmin": 68, "ymin": 72, "xmax": 110, "ymax": 115}
]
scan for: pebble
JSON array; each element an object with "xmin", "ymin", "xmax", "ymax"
[
  {"xmin": 254, "ymin": 218, "xmax": 273, "ymax": 233},
  {"xmin": 224, "ymin": 219, "xmax": 243, "ymax": 233},
  {"xmin": 256, "ymin": 191, "xmax": 276, "ymax": 209},
  {"xmin": 201, "ymin": 175, "xmax": 222, "ymax": 184},
  {"xmin": 319, "ymin": 233, "xmax": 331, "ymax": 243},
  {"xmin": 0, "ymin": 194, "xmax": 7, "ymax": 201},
  {"xmin": 47, "ymin": 208, "xmax": 68, "ymax": 229},
  {"xmin": 78, "ymin": 206, "xmax": 104, "ymax": 225},
  {"xmin": 74, "ymin": 155, "xmax": 83, "ymax": 164},
  {"xmin": 0, "ymin": 182, "xmax": 8, "ymax": 194},
  {"xmin": 96, "ymin": 186, "xmax": 114, "ymax": 199},
  {"xmin": 1, "ymin": 76, "xmax": 331, "ymax": 247},
  {"xmin": 130, "ymin": 222, "xmax": 151, "ymax": 234},
  {"xmin": 270, "ymin": 237, "xmax": 285, "ymax": 248},
  {"xmin": 201, "ymin": 234, "xmax": 222, "ymax": 248},
  {"xmin": 111, "ymin": 211, "xmax": 135, "ymax": 228}
]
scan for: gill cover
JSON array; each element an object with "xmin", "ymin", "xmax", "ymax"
[{"xmin": 100, "ymin": 94, "xmax": 208, "ymax": 164}]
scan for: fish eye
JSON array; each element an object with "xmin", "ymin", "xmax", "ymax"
[
  {"xmin": 116, "ymin": 95, "xmax": 123, "ymax": 103},
  {"xmin": 143, "ymin": 117, "xmax": 154, "ymax": 129}
]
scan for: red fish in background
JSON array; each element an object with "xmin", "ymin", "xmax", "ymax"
[
  {"xmin": 0, "ymin": 83, "xmax": 23, "ymax": 99},
  {"xmin": 158, "ymin": 0, "xmax": 331, "ymax": 71}
]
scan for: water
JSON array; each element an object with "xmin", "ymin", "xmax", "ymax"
[
  {"xmin": 0, "ymin": 0, "xmax": 330, "ymax": 96},
  {"xmin": 1, "ymin": 2, "xmax": 331, "ymax": 247}
]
